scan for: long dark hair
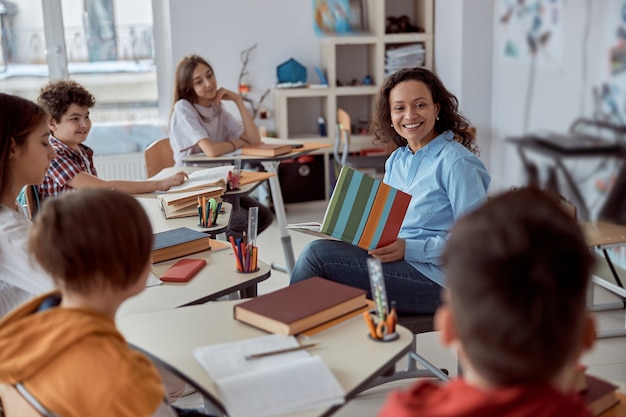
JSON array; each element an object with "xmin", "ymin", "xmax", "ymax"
[
  {"xmin": 0, "ymin": 93, "xmax": 48, "ymax": 202},
  {"xmin": 170, "ymin": 54, "xmax": 221, "ymax": 123},
  {"xmin": 370, "ymin": 68, "xmax": 478, "ymax": 155}
]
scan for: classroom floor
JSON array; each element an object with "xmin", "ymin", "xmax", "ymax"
[{"xmin": 174, "ymin": 199, "xmax": 626, "ymax": 416}]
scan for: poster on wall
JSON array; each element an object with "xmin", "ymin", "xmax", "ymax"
[
  {"xmin": 593, "ymin": 0, "xmax": 626, "ymax": 125},
  {"xmin": 497, "ymin": 0, "xmax": 564, "ymax": 68}
]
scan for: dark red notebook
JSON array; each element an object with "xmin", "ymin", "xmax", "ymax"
[{"xmin": 160, "ymin": 258, "xmax": 207, "ymax": 282}]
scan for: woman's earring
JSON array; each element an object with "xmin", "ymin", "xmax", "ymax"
[
  {"xmin": 436, "ymin": 116, "xmax": 440, "ymax": 121},
  {"xmin": 390, "ymin": 123, "xmax": 393, "ymax": 127}
]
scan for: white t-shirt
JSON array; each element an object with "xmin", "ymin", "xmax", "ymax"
[
  {"xmin": 0, "ymin": 205, "xmax": 54, "ymax": 317},
  {"xmin": 169, "ymin": 99, "xmax": 244, "ymax": 166}
]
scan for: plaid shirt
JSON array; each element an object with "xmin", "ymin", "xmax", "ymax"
[{"xmin": 38, "ymin": 135, "xmax": 98, "ymax": 199}]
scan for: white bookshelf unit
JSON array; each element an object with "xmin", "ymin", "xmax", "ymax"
[{"xmin": 273, "ymin": 0, "xmax": 434, "ymax": 198}]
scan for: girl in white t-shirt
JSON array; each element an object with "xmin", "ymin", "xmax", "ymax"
[
  {"xmin": 169, "ymin": 54, "xmax": 273, "ymax": 237},
  {"xmin": 0, "ymin": 93, "xmax": 56, "ymax": 316}
]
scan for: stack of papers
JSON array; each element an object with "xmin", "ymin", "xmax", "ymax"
[
  {"xmin": 157, "ymin": 187, "xmax": 223, "ymax": 219},
  {"xmin": 193, "ymin": 334, "xmax": 344, "ymax": 417}
]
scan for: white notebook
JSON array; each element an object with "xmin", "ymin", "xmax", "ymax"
[{"xmin": 193, "ymin": 334, "xmax": 344, "ymax": 417}]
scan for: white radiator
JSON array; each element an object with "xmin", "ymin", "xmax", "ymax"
[{"xmin": 92, "ymin": 152, "xmax": 146, "ymax": 180}]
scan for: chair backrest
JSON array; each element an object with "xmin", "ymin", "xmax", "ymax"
[
  {"xmin": 598, "ymin": 161, "xmax": 626, "ymax": 225},
  {"xmin": 144, "ymin": 138, "xmax": 174, "ymax": 178},
  {"xmin": 0, "ymin": 383, "xmax": 45, "ymax": 417},
  {"xmin": 333, "ymin": 108, "xmax": 352, "ymax": 167},
  {"xmin": 24, "ymin": 185, "xmax": 41, "ymax": 221}
]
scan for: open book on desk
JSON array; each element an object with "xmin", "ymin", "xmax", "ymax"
[
  {"xmin": 193, "ymin": 334, "xmax": 344, "ymax": 417},
  {"xmin": 156, "ymin": 165, "xmax": 233, "ymax": 193},
  {"xmin": 287, "ymin": 166, "xmax": 412, "ymax": 250}
]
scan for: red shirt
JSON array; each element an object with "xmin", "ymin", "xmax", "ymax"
[{"xmin": 377, "ymin": 379, "xmax": 593, "ymax": 417}]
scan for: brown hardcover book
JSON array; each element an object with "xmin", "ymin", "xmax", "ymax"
[
  {"xmin": 240, "ymin": 143, "xmax": 292, "ymax": 157},
  {"xmin": 151, "ymin": 227, "xmax": 211, "ymax": 263},
  {"xmin": 580, "ymin": 374, "xmax": 619, "ymax": 416},
  {"xmin": 234, "ymin": 277, "xmax": 368, "ymax": 336}
]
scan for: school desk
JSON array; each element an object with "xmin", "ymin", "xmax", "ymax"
[
  {"xmin": 182, "ymin": 141, "xmax": 332, "ymax": 276},
  {"xmin": 117, "ymin": 250, "xmax": 271, "ymax": 319},
  {"xmin": 116, "ymin": 299, "xmax": 413, "ymax": 417}
]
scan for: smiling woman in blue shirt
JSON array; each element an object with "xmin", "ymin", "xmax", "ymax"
[{"xmin": 289, "ymin": 68, "xmax": 490, "ymax": 314}]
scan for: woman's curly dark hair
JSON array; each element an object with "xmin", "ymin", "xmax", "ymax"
[
  {"xmin": 370, "ymin": 67, "xmax": 478, "ymax": 155},
  {"xmin": 38, "ymin": 80, "xmax": 95, "ymax": 123}
]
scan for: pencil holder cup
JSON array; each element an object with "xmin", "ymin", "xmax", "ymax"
[
  {"xmin": 229, "ymin": 237, "xmax": 258, "ymax": 273},
  {"xmin": 235, "ymin": 266, "xmax": 260, "ymax": 274},
  {"xmin": 363, "ymin": 311, "xmax": 399, "ymax": 342},
  {"xmin": 367, "ymin": 332, "xmax": 399, "ymax": 342},
  {"xmin": 227, "ymin": 171, "xmax": 241, "ymax": 191}
]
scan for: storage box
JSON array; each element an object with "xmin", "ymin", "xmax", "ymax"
[{"xmin": 279, "ymin": 155, "xmax": 326, "ymax": 203}]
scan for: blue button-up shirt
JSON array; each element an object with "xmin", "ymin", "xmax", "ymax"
[{"xmin": 383, "ymin": 131, "xmax": 491, "ymax": 286}]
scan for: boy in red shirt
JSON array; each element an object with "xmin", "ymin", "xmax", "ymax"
[{"xmin": 378, "ymin": 188, "xmax": 596, "ymax": 417}]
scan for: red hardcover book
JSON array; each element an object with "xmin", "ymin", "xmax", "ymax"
[{"xmin": 160, "ymin": 258, "xmax": 207, "ymax": 282}]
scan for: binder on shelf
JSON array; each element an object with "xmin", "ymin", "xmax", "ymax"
[{"xmin": 287, "ymin": 166, "xmax": 412, "ymax": 250}]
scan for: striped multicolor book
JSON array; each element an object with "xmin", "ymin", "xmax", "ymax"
[{"xmin": 288, "ymin": 167, "xmax": 411, "ymax": 250}]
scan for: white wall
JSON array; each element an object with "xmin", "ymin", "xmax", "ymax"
[{"xmin": 435, "ymin": 0, "xmax": 495, "ymax": 182}]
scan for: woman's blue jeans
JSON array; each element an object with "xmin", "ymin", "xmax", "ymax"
[{"xmin": 289, "ymin": 240, "xmax": 442, "ymax": 314}]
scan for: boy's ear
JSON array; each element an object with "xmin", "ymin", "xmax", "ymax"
[
  {"xmin": 48, "ymin": 118, "xmax": 57, "ymax": 132},
  {"xmin": 435, "ymin": 304, "xmax": 457, "ymax": 347}
]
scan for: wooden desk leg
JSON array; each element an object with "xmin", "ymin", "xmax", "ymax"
[{"xmin": 262, "ymin": 161, "xmax": 295, "ymax": 276}]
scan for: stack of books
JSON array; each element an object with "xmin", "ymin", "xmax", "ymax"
[
  {"xmin": 157, "ymin": 187, "xmax": 223, "ymax": 219},
  {"xmin": 385, "ymin": 44, "xmax": 425, "ymax": 76},
  {"xmin": 234, "ymin": 277, "xmax": 369, "ymax": 336},
  {"xmin": 241, "ymin": 143, "xmax": 292, "ymax": 157},
  {"xmin": 151, "ymin": 227, "xmax": 212, "ymax": 263}
]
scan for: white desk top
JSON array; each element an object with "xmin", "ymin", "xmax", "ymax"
[
  {"xmin": 117, "ymin": 249, "xmax": 271, "ymax": 319},
  {"xmin": 117, "ymin": 300, "xmax": 413, "ymax": 417}
]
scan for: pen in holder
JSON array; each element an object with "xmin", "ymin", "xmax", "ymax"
[
  {"xmin": 227, "ymin": 159, "xmax": 242, "ymax": 191},
  {"xmin": 197, "ymin": 197, "xmax": 221, "ymax": 228},
  {"xmin": 363, "ymin": 258, "xmax": 398, "ymax": 342},
  {"xmin": 230, "ymin": 206, "xmax": 260, "ymax": 273}
]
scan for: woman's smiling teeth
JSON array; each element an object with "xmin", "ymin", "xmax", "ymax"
[{"xmin": 404, "ymin": 122, "xmax": 422, "ymax": 128}]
